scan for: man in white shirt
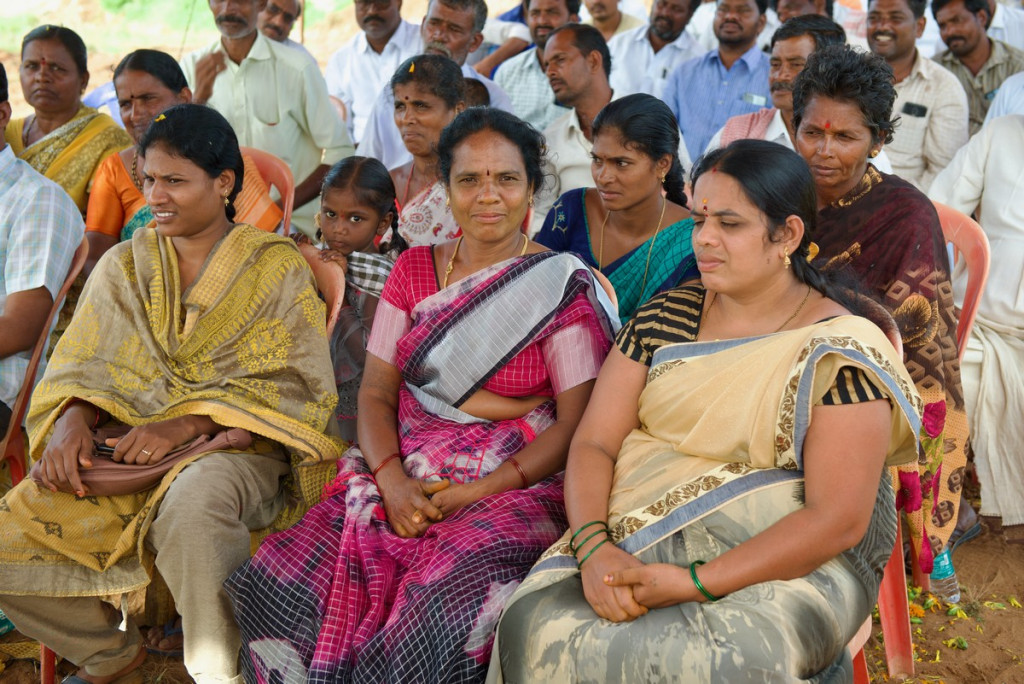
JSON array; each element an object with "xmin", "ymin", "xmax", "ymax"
[
  {"xmin": 359, "ymin": 0, "xmax": 515, "ymax": 169},
  {"xmin": 0, "ymin": 65, "xmax": 84, "ymax": 434},
  {"xmin": 494, "ymin": 0, "xmax": 580, "ymax": 130},
  {"xmin": 258, "ymin": 0, "xmax": 319, "ymax": 65},
  {"xmin": 986, "ymin": 0, "xmax": 1024, "ymax": 50},
  {"xmin": 181, "ymin": 0, "xmax": 354, "ymax": 237},
  {"xmin": 706, "ymin": 14, "xmax": 894, "ymax": 173},
  {"xmin": 532, "ymin": 24, "xmax": 614, "ymax": 233},
  {"xmin": 984, "ymin": 69, "xmax": 1024, "ymax": 119},
  {"xmin": 608, "ymin": 0, "xmax": 704, "ymax": 98},
  {"xmin": 868, "ymin": 0, "xmax": 969, "ymax": 190},
  {"xmin": 325, "ymin": 0, "xmax": 420, "ymax": 143}
]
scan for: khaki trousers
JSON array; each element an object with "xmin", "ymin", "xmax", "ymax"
[{"xmin": 0, "ymin": 450, "xmax": 289, "ymax": 683}]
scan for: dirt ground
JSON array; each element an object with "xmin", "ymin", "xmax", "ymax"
[
  {"xmin": 2, "ymin": 499, "xmax": 1021, "ymax": 683},
  {"xmin": 2, "ymin": 1, "xmax": 1023, "ymax": 682}
]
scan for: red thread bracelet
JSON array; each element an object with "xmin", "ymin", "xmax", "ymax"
[
  {"xmin": 60, "ymin": 398, "xmax": 101, "ymax": 430},
  {"xmin": 371, "ymin": 452, "xmax": 401, "ymax": 479},
  {"xmin": 508, "ymin": 456, "xmax": 529, "ymax": 489}
]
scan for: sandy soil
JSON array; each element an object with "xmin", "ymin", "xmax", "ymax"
[{"xmin": 2, "ymin": 503, "xmax": 1021, "ymax": 683}]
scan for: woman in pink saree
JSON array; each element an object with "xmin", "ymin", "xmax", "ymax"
[{"xmin": 226, "ymin": 108, "xmax": 615, "ymax": 683}]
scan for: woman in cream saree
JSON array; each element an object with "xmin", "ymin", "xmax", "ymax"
[{"xmin": 493, "ymin": 141, "xmax": 922, "ymax": 683}]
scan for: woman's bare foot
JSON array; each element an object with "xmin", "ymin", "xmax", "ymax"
[{"xmin": 143, "ymin": 616, "xmax": 183, "ymax": 656}]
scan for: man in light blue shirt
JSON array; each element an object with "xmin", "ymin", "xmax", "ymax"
[
  {"xmin": 984, "ymin": 69, "xmax": 1024, "ymax": 120},
  {"xmin": 0, "ymin": 65, "xmax": 84, "ymax": 433},
  {"xmin": 663, "ymin": 0, "xmax": 772, "ymax": 160}
]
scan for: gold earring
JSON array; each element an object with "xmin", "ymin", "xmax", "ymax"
[
  {"xmin": 445, "ymin": 195, "xmax": 450, "ymax": 209},
  {"xmin": 528, "ymin": 194, "xmax": 534, "ymax": 207},
  {"xmin": 784, "ymin": 252, "xmax": 791, "ymax": 269},
  {"xmin": 659, "ymin": 174, "xmax": 666, "ymax": 184},
  {"xmin": 223, "ymin": 195, "xmax": 230, "ymax": 207},
  {"xmin": 314, "ymin": 211, "xmax": 322, "ymax": 228},
  {"xmin": 869, "ymin": 150, "xmax": 879, "ymax": 159}
]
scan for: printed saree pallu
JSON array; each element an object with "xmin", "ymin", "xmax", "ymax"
[
  {"xmin": 5, "ymin": 105, "xmax": 131, "ymax": 213},
  {"xmin": 0, "ymin": 225, "xmax": 341, "ymax": 597},
  {"xmin": 226, "ymin": 251, "xmax": 615, "ymax": 684},
  {"xmin": 492, "ymin": 316, "xmax": 921, "ymax": 683},
  {"xmin": 816, "ymin": 166, "xmax": 969, "ymax": 570}
]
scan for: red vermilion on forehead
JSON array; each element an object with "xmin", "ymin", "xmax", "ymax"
[{"xmin": 824, "ymin": 121, "xmax": 832, "ymax": 129}]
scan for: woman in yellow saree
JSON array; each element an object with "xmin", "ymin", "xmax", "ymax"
[
  {"xmin": 5, "ymin": 26, "xmax": 131, "ymax": 214},
  {"xmin": 0, "ymin": 104, "xmax": 340, "ymax": 684},
  {"xmin": 493, "ymin": 140, "xmax": 922, "ymax": 682}
]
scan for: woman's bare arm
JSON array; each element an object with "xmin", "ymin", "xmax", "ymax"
[
  {"xmin": 562, "ymin": 347, "xmax": 652, "ymax": 622},
  {"xmin": 358, "ymin": 352, "xmax": 446, "ymax": 537}
]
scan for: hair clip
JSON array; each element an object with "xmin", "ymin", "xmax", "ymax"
[
  {"xmin": 806, "ymin": 241, "xmax": 820, "ymax": 262},
  {"xmin": 154, "ymin": 113, "xmax": 167, "ymax": 122}
]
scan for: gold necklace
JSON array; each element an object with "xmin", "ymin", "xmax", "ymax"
[
  {"xmin": 598, "ymin": 195, "xmax": 668, "ymax": 297},
  {"xmin": 443, "ymin": 233, "xmax": 529, "ymax": 288},
  {"xmin": 130, "ymin": 151, "xmax": 143, "ymax": 192},
  {"xmin": 703, "ymin": 285, "xmax": 812, "ymax": 337},
  {"xmin": 773, "ymin": 285, "xmax": 812, "ymax": 332}
]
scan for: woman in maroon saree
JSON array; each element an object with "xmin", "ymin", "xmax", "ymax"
[{"xmin": 792, "ymin": 45, "xmax": 970, "ymax": 572}]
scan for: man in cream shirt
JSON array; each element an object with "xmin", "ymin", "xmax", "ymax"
[
  {"xmin": 181, "ymin": 0, "xmax": 354, "ymax": 237},
  {"xmin": 868, "ymin": 0, "xmax": 968, "ymax": 190}
]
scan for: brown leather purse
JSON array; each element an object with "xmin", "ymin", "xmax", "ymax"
[{"xmin": 30, "ymin": 426, "xmax": 253, "ymax": 496}]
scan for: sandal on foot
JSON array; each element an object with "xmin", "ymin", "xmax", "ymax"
[
  {"xmin": 61, "ymin": 646, "xmax": 146, "ymax": 684},
  {"xmin": 144, "ymin": 618, "xmax": 184, "ymax": 658},
  {"xmin": 949, "ymin": 520, "xmax": 982, "ymax": 554}
]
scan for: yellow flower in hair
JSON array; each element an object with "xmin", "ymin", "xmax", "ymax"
[
  {"xmin": 806, "ymin": 241, "xmax": 820, "ymax": 262},
  {"xmin": 409, "ymin": 62, "xmax": 415, "ymax": 73},
  {"xmin": 154, "ymin": 114, "xmax": 167, "ymax": 122}
]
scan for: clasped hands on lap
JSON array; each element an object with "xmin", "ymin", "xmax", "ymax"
[{"xmin": 376, "ymin": 388, "xmax": 548, "ymax": 539}]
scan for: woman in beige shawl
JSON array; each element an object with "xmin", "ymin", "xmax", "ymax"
[{"xmin": 0, "ymin": 105, "xmax": 340, "ymax": 684}]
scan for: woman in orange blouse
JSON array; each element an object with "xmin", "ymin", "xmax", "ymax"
[{"xmin": 84, "ymin": 49, "xmax": 283, "ymax": 275}]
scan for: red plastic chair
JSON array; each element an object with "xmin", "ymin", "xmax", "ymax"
[
  {"xmin": 903, "ymin": 204, "xmax": 991, "ymax": 591},
  {"xmin": 0, "ymin": 239, "xmax": 86, "ymax": 684},
  {"xmin": 241, "ymin": 147, "xmax": 295, "ymax": 235},
  {"xmin": 1, "ymin": 238, "xmax": 88, "ymax": 487},
  {"xmin": 931, "ymin": 201, "xmax": 991, "ymax": 362},
  {"xmin": 847, "ymin": 329, "xmax": 914, "ymax": 683}
]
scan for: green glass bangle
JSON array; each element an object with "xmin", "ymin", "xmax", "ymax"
[
  {"xmin": 577, "ymin": 538, "xmax": 609, "ymax": 570},
  {"xmin": 573, "ymin": 527, "xmax": 610, "ymax": 558},
  {"xmin": 569, "ymin": 521, "xmax": 607, "ymax": 552},
  {"xmin": 689, "ymin": 560, "xmax": 720, "ymax": 603}
]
